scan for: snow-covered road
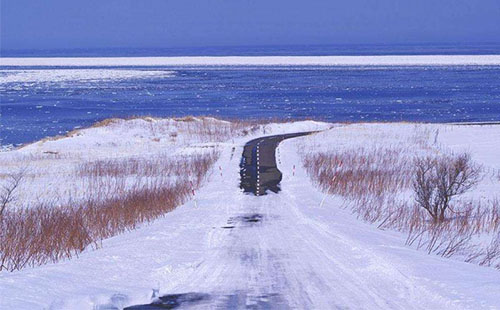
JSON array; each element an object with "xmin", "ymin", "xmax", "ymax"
[
  {"xmin": 131, "ymin": 190, "xmax": 452, "ymax": 309},
  {"xmin": 124, "ymin": 133, "xmax": 500, "ymax": 309},
  {"xmin": 1, "ymin": 127, "xmax": 499, "ymax": 309}
]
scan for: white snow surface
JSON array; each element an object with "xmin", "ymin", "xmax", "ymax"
[
  {"xmin": 1, "ymin": 121, "xmax": 499, "ymax": 309},
  {"xmin": 437, "ymin": 124, "xmax": 500, "ymax": 169},
  {"xmin": 2, "ymin": 55, "xmax": 500, "ymax": 67}
]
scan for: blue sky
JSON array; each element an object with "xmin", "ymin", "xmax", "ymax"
[{"xmin": 1, "ymin": 0, "xmax": 500, "ymax": 50}]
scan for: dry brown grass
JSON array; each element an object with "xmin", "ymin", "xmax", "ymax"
[
  {"xmin": 303, "ymin": 144, "xmax": 500, "ymax": 268},
  {"xmin": 78, "ymin": 154, "xmax": 210, "ymax": 179},
  {"xmin": 0, "ymin": 152, "xmax": 218, "ymax": 272},
  {"xmin": 402, "ymin": 198, "xmax": 500, "ymax": 267},
  {"xmin": 303, "ymin": 146, "xmax": 413, "ymax": 199},
  {"xmin": 90, "ymin": 118, "xmax": 121, "ymax": 128}
]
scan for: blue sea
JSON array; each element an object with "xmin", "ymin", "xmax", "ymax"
[{"xmin": 1, "ymin": 44, "xmax": 500, "ymax": 146}]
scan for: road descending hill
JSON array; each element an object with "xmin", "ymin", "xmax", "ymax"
[{"xmin": 1, "ymin": 121, "xmax": 499, "ymax": 310}]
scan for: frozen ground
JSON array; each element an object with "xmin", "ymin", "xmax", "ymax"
[
  {"xmin": 2, "ymin": 55, "xmax": 500, "ymax": 67},
  {"xmin": 0, "ymin": 120, "xmax": 499, "ymax": 309}
]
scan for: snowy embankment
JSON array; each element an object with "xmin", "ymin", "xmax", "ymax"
[
  {"xmin": 0, "ymin": 117, "xmax": 327, "ymax": 209},
  {"xmin": 0, "ymin": 119, "xmax": 499, "ymax": 309},
  {"xmin": 297, "ymin": 123, "xmax": 500, "ymax": 270},
  {"xmin": 0, "ymin": 117, "xmax": 330, "ymax": 273},
  {"xmin": 2, "ymin": 55, "xmax": 500, "ymax": 67},
  {"xmin": 0, "ymin": 117, "xmax": 224, "ymax": 209}
]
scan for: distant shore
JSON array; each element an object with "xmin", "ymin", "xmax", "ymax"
[{"xmin": 2, "ymin": 55, "xmax": 500, "ymax": 67}]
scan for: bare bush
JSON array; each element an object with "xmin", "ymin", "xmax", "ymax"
[
  {"xmin": 303, "ymin": 141, "xmax": 499, "ymax": 269},
  {"xmin": 0, "ymin": 168, "xmax": 26, "ymax": 218},
  {"xmin": 413, "ymin": 154, "xmax": 481, "ymax": 223}
]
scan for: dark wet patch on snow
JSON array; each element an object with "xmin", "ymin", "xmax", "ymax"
[
  {"xmin": 240, "ymin": 214, "xmax": 263, "ymax": 223},
  {"xmin": 124, "ymin": 292, "xmax": 210, "ymax": 309},
  {"xmin": 226, "ymin": 213, "xmax": 264, "ymax": 228}
]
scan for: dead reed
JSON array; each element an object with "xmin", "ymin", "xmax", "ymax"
[
  {"xmin": 303, "ymin": 144, "xmax": 500, "ymax": 268},
  {"xmin": 0, "ymin": 152, "xmax": 218, "ymax": 272},
  {"xmin": 303, "ymin": 146, "xmax": 413, "ymax": 199}
]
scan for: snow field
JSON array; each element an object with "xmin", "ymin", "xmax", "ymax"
[{"xmin": 0, "ymin": 119, "xmax": 499, "ymax": 309}]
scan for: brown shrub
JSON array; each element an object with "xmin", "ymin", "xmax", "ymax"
[
  {"xmin": 303, "ymin": 144, "xmax": 499, "ymax": 268},
  {"xmin": 303, "ymin": 146, "xmax": 413, "ymax": 199},
  {"xmin": 0, "ymin": 152, "xmax": 218, "ymax": 272}
]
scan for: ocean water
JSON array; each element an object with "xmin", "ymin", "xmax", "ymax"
[
  {"xmin": 1, "ymin": 64, "xmax": 500, "ymax": 146},
  {"xmin": 3, "ymin": 43, "xmax": 500, "ymax": 57}
]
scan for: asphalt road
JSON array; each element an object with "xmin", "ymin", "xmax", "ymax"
[{"xmin": 239, "ymin": 132, "xmax": 314, "ymax": 196}]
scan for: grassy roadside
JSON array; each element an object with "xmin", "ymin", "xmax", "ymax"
[{"xmin": 301, "ymin": 124, "xmax": 500, "ymax": 269}]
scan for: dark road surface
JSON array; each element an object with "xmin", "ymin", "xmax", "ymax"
[
  {"xmin": 124, "ymin": 132, "xmax": 314, "ymax": 310},
  {"xmin": 239, "ymin": 132, "xmax": 315, "ymax": 196}
]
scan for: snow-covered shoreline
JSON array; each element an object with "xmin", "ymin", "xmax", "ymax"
[{"xmin": 2, "ymin": 55, "xmax": 500, "ymax": 67}]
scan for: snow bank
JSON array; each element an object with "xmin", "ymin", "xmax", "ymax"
[
  {"xmin": 2, "ymin": 55, "xmax": 500, "ymax": 67},
  {"xmin": 436, "ymin": 125, "xmax": 500, "ymax": 169},
  {"xmin": 294, "ymin": 122, "xmax": 500, "ymax": 268}
]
